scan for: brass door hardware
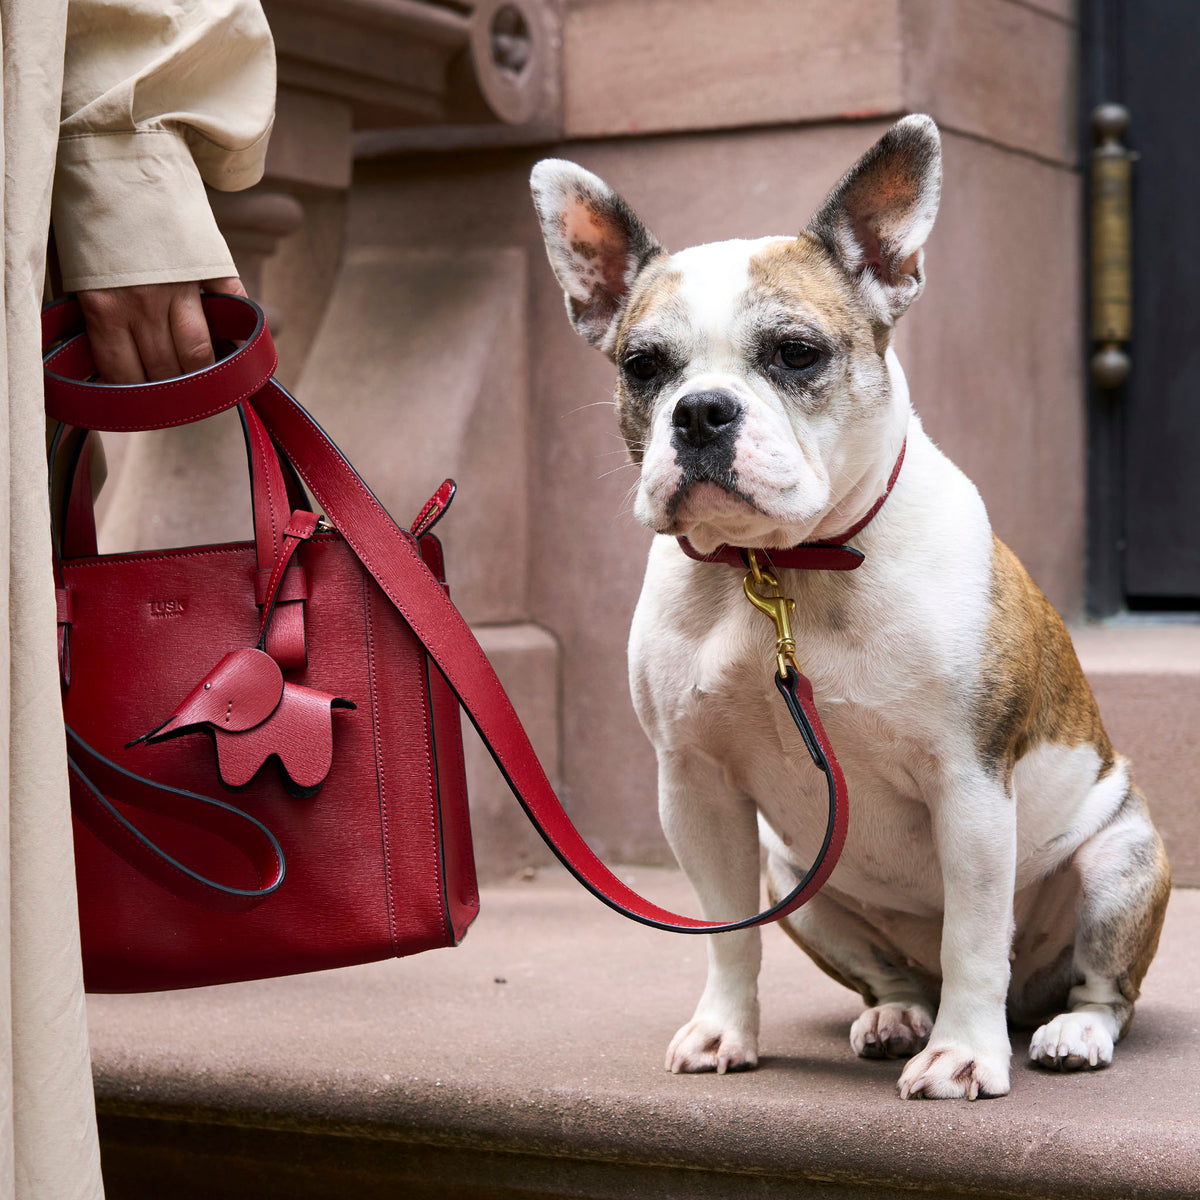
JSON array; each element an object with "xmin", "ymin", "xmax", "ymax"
[{"xmin": 1091, "ymin": 103, "xmax": 1134, "ymax": 389}]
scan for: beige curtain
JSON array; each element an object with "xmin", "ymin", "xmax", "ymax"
[
  {"xmin": 1, "ymin": 6, "xmax": 101, "ymax": 1194},
  {"xmin": 0, "ymin": 3, "xmax": 273, "ymax": 1195}
]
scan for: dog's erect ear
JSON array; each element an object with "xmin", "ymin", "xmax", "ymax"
[
  {"xmin": 530, "ymin": 159, "xmax": 664, "ymax": 352},
  {"xmin": 807, "ymin": 115, "xmax": 941, "ymax": 324}
]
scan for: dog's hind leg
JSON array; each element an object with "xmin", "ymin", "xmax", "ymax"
[
  {"xmin": 1027, "ymin": 786, "xmax": 1170, "ymax": 1071},
  {"xmin": 766, "ymin": 853, "xmax": 938, "ymax": 1060}
]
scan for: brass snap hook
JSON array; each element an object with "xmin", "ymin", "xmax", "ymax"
[{"xmin": 743, "ymin": 550, "xmax": 799, "ymax": 678}]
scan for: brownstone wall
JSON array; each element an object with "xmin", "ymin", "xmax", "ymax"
[{"xmin": 102, "ymin": 0, "xmax": 1084, "ymax": 874}]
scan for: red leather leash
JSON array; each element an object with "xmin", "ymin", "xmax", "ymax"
[
  {"xmin": 672, "ymin": 445, "xmax": 911, "ymax": 922},
  {"xmin": 252, "ymin": 377, "xmax": 851, "ymax": 932},
  {"xmin": 44, "ymin": 295, "xmax": 853, "ymax": 934}
]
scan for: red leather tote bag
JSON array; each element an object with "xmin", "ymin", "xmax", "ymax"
[{"xmin": 44, "ymin": 295, "xmax": 846, "ymax": 994}]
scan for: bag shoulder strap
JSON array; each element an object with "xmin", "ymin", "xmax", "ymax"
[{"xmin": 251, "ymin": 378, "xmax": 849, "ymax": 934}]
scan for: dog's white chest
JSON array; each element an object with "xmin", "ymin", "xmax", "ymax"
[{"xmin": 632, "ymin": 555, "xmax": 959, "ymax": 917}]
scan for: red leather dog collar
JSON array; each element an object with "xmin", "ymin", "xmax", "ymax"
[{"xmin": 677, "ymin": 438, "xmax": 907, "ymax": 572}]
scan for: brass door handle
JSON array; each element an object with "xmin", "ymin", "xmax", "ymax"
[{"xmin": 1091, "ymin": 103, "xmax": 1134, "ymax": 389}]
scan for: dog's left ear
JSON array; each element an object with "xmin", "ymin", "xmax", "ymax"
[
  {"xmin": 530, "ymin": 159, "xmax": 664, "ymax": 354},
  {"xmin": 807, "ymin": 115, "xmax": 942, "ymax": 325}
]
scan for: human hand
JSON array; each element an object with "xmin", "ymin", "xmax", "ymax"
[{"xmin": 76, "ymin": 276, "xmax": 248, "ymax": 384}]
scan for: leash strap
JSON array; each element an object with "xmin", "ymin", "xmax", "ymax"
[
  {"xmin": 253, "ymin": 376, "xmax": 850, "ymax": 933},
  {"xmin": 44, "ymin": 295, "xmax": 848, "ymax": 934}
]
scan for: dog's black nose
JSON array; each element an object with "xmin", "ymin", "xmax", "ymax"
[{"xmin": 671, "ymin": 391, "xmax": 741, "ymax": 449}]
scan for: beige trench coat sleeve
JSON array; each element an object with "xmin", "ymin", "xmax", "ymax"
[{"xmin": 52, "ymin": 0, "xmax": 275, "ymax": 292}]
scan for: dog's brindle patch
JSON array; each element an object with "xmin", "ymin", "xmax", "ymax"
[
  {"xmin": 975, "ymin": 536, "xmax": 1115, "ymax": 786},
  {"xmin": 744, "ymin": 235, "xmax": 869, "ymax": 352},
  {"xmin": 1009, "ymin": 943, "xmax": 1077, "ymax": 1029},
  {"xmin": 970, "ymin": 537, "xmax": 1168, "ymax": 1037},
  {"xmin": 743, "ymin": 236, "xmax": 897, "ymax": 405},
  {"xmin": 1119, "ymin": 860, "xmax": 1171, "ymax": 1028},
  {"xmin": 1079, "ymin": 792, "xmax": 1171, "ymax": 1031},
  {"xmin": 611, "ymin": 258, "xmax": 682, "ymax": 461},
  {"xmin": 615, "ymin": 254, "xmax": 679, "ymax": 348},
  {"xmin": 767, "ymin": 875, "xmax": 879, "ymax": 1005}
]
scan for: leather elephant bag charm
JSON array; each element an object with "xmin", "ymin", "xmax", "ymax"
[{"xmin": 130, "ymin": 647, "xmax": 355, "ymax": 799}]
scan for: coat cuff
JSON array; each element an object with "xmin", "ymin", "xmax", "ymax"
[{"xmin": 53, "ymin": 129, "xmax": 239, "ymax": 292}]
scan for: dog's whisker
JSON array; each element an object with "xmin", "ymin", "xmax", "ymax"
[
  {"xmin": 559, "ymin": 401, "xmax": 617, "ymax": 419},
  {"xmin": 613, "ymin": 479, "xmax": 641, "ymax": 518},
  {"xmin": 598, "ymin": 463, "xmax": 640, "ymax": 480}
]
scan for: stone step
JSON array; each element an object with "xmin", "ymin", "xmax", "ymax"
[{"xmin": 89, "ymin": 868, "xmax": 1199, "ymax": 1199}]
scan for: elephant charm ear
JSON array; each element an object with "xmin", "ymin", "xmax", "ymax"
[
  {"xmin": 130, "ymin": 647, "xmax": 355, "ymax": 799},
  {"xmin": 130, "ymin": 648, "xmax": 285, "ymax": 744}
]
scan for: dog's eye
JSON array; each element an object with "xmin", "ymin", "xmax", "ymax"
[
  {"xmin": 773, "ymin": 341, "xmax": 820, "ymax": 371},
  {"xmin": 623, "ymin": 353, "xmax": 660, "ymax": 382}
]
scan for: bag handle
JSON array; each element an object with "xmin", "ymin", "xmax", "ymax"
[
  {"xmin": 242, "ymin": 404, "xmax": 311, "ymax": 668},
  {"xmin": 45, "ymin": 297, "xmax": 310, "ymax": 669},
  {"xmin": 42, "ymin": 294, "xmax": 276, "ymax": 430},
  {"xmin": 55, "ymin": 426, "xmax": 99, "ymax": 558},
  {"xmin": 43, "ymin": 296, "xmax": 847, "ymax": 934}
]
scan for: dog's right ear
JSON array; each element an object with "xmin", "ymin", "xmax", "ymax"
[
  {"xmin": 806, "ymin": 115, "xmax": 942, "ymax": 325},
  {"xmin": 530, "ymin": 160, "xmax": 663, "ymax": 353}
]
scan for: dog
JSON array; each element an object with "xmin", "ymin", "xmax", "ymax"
[{"xmin": 529, "ymin": 115, "xmax": 1170, "ymax": 1100}]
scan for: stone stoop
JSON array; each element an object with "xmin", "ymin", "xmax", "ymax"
[
  {"xmin": 89, "ymin": 869, "xmax": 1200, "ymax": 1200},
  {"xmin": 1072, "ymin": 623, "xmax": 1200, "ymax": 886}
]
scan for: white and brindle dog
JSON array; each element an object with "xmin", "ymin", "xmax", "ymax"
[{"xmin": 530, "ymin": 116, "xmax": 1170, "ymax": 1100}]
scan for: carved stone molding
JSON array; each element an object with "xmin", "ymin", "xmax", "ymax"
[
  {"xmin": 212, "ymin": 1, "xmax": 560, "ymax": 348},
  {"xmin": 262, "ymin": 0, "xmax": 558, "ymax": 132}
]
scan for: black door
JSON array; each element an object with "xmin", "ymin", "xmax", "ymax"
[{"xmin": 1085, "ymin": 0, "xmax": 1200, "ymax": 612}]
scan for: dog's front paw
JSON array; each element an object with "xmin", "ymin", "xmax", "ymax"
[
  {"xmin": 1029, "ymin": 1012, "xmax": 1114, "ymax": 1071},
  {"xmin": 666, "ymin": 1018, "xmax": 758, "ymax": 1075},
  {"xmin": 850, "ymin": 1002, "xmax": 933, "ymax": 1059},
  {"xmin": 897, "ymin": 1043, "xmax": 1011, "ymax": 1100}
]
